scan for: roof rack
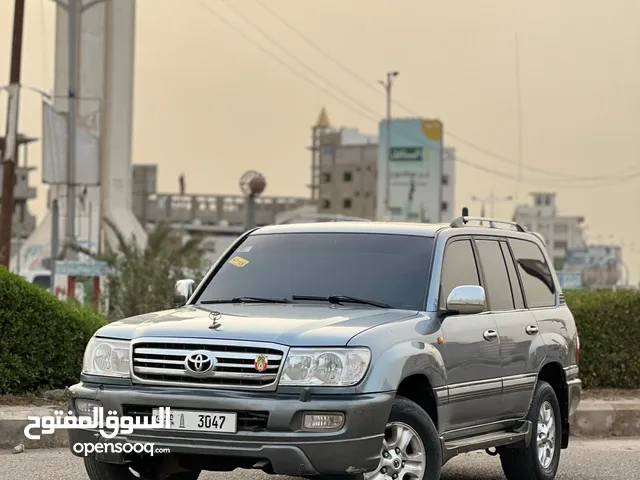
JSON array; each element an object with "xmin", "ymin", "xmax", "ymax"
[{"xmin": 450, "ymin": 216, "xmax": 526, "ymax": 232}]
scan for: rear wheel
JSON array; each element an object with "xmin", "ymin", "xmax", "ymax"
[{"xmin": 499, "ymin": 380, "xmax": 562, "ymax": 480}]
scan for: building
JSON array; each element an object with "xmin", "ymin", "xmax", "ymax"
[
  {"xmin": 512, "ymin": 192, "xmax": 586, "ymax": 270},
  {"xmin": 312, "ymin": 112, "xmax": 456, "ymax": 222},
  {"xmin": 316, "ymin": 128, "xmax": 378, "ymax": 219},
  {"xmin": 563, "ymin": 245, "xmax": 622, "ymax": 289},
  {"xmin": 0, "ymin": 134, "xmax": 39, "ymax": 266},
  {"xmin": 131, "ymin": 165, "xmax": 312, "ymax": 262}
]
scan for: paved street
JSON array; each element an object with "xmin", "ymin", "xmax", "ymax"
[{"xmin": 0, "ymin": 439, "xmax": 638, "ymax": 479}]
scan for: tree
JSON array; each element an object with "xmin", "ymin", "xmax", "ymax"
[{"xmin": 73, "ymin": 218, "xmax": 212, "ymax": 321}]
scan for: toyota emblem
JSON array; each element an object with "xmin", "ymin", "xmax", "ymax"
[{"xmin": 184, "ymin": 350, "xmax": 216, "ymax": 376}]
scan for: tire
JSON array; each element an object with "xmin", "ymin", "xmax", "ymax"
[
  {"xmin": 357, "ymin": 396, "xmax": 442, "ymax": 480},
  {"xmin": 500, "ymin": 380, "xmax": 562, "ymax": 480},
  {"xmin": 84, "ymin": 458, "xmax": 200, "ymax": 480}
]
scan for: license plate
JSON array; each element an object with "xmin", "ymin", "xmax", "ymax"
[{"xmin": 151, "ymin": 409, "xmax": 237, "ymax": 433}]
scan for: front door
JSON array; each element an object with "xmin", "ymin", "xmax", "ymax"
[{"xmin": 439, "ymin": 238, "xmax": 503, "ymax": 432}]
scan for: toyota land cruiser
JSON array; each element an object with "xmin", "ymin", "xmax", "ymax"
[{"xmin": 69, "ymin": 216, "xmax": 582, "ymax": 480}]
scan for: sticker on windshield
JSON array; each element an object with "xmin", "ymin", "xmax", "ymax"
[
  {"xmin": 238, "ymin": 245, "xmax": 253, "ymax": 253},
  {"xmin": 229, "ymin": 256, "xmax": 249, "ymax": 268}
]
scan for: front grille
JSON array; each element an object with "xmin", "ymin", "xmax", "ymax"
[
  {"xmin": 131, "ymin": 339, "xmax": 286, "ymax": 391},
  {"xmin": 122, "ymin": 405, "xmax": 269, "ymax": 432}
]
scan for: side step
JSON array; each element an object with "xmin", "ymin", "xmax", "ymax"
[{"xmin": 441, "ymin": 421, "xmax": 532, "ymax": 464}]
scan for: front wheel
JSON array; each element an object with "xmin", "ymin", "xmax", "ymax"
[
  {"xmin": 499, "ymin": 380, "xmax": 562, "ymax": 480},
  {"xmin": 362, "ymin": 396, "xmax": 442, "ymax": 480}
]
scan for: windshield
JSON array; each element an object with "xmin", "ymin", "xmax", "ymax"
[{"xmin": 197, "ymin": 233, "xmax": 434, "ymax": 310}]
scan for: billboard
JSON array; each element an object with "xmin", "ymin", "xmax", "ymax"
[
  {"xmin": 564, "ymin": 246, "xmax": 622, "ymax": 288},
  {"xmin": 377, "ymin": 118, "xmax": 443, "ymax": 222}
]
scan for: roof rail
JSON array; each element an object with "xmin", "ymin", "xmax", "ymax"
[{"xmin": 450, "ymin": 216, "xmax": 526, "ymax": 232}]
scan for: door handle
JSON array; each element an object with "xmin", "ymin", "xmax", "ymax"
[
  {"xmin": 483, "ymin": 329, "xmax": 498, "ymax": 341},
  {"xmin": 525, "ymin": 325, "xmax": 539, "ymax": 335}
]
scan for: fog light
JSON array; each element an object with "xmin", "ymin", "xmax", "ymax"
[
  {"xmin": 303, "ymin": 413, "xmax": 345, "ymax": 431},
  {"xmin": 75, "ymin": 399, "xmax": 102, "ymax": 416}
]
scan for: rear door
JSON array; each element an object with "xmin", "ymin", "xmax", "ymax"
[{"xmin": 474, "ymin": 237, "xmax": 541, "ymax": 419}]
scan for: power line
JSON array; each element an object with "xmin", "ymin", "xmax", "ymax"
[
  {"xmin": 195, "ymin": 0, "xmax": 379, "ymax": 124},
  {"xmin": 456, "ymin": 157, "xmax": 640, "ymax": 188},
  {"xmin": 201, "ymin": 0, "xmax": 640, "ymax": 186},
  {"xmin": 253, "ymin": 0, "xmax": 640, "ymax": 183},
  {"xmin": 218, "ymin": 0, "xmax": 382, "ymax": 120}
]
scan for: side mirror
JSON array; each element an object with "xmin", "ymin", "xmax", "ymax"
[
  {"xmin": 174, "ymin": 279, "xmax": 195, "ymax": 307},
  {"xmin": 446, "ymin": 285, "xmax": 486, "ymax": 315}
]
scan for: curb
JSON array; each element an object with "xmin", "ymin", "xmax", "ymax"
[
  {"xmin": 1, "ymin": 401, "xmax": 638, "ymax": 450},
  {"xmin": 570, "ymin": 400, "xmax": 640, "ymax": 438}
]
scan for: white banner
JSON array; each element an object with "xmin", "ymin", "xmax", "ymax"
[{"xmin": 42, "ymin": 101, "xmax": 100, "ymax": 185}]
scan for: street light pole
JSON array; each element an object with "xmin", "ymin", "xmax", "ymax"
[
  {"xmin": 471, "ymin": 193, "xmax": 513, "ymax": 218},
  {"xmin": 65, "ymin": 0, "xmax": 79, "ymax": 260},
  {"xmin": 379, "ymin": 71, "xmax": 399, "ymax": 221},
  {"xmin": 0, "ymin": 0, "xmax": 26, "ymax": 266}
]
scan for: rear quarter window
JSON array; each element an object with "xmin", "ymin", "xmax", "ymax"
[{"xmin": 509, "ymin": 238, "xmax": 556, "ymax": 308}]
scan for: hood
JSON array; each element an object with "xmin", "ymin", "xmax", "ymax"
[{"xmin": 95, "ymin": 304, "xmax": 418, "ymax": 347}]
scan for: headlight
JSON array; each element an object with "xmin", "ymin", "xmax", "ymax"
[
  {"xmin": 279, "ymin": 348, "xmax": 371, "ymax": 387},
  {"xmin": 82, "ymin": 337, "xmax": 131, "ymax": 378}
]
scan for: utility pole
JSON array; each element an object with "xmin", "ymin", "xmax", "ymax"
[
  {"xmin": 65, "ymin": 0, "xmax": 79, "ymax": 260},
  {"xmin": 379, "ymin": 71, "xmax": 399, "ymax": 221},
  {"xmin": 471, "ymin": 193, "xmax": 513, "ymax": 218},
  {"xmin": 0, "ymin": 0, "xmax": 26, "ymax": 267}
]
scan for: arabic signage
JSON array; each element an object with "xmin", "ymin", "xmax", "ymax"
[
  {"xmin": 55, "ymin": 261, "xmax": 112, "ymax": 277},
  {"xmin": 390, "ymin": 147, "xmax": 424, "ymax": 162},
  {"xmin": 377, "ymin": 118, "xmax": 443, "ymax": 222}
]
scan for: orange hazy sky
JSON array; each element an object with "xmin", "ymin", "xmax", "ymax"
[{"xmin": 1, "ymin": 0, "xmax": 639, "ymax": 281}]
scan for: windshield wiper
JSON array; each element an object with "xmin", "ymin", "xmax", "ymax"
[
  {"xmin": 200, "ymin": 296, "xmax": 293, "ymax": 304},
  {"xmin": 292, "ymin": 295, "xmax": 391, "ymax": 308}
]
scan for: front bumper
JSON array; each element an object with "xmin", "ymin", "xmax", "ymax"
[{"xmin": 67, "ymin": 382, "xmax": 394, "ymax": 477}]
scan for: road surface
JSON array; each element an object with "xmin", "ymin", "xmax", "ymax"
[{"xmin": 0, "ymin": 439, "xmax": 638, "ymax": 479}]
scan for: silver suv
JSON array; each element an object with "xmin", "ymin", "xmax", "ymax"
[{"xmin": 69, "ymin": 216, "xmax": 582, "ymax": 480}]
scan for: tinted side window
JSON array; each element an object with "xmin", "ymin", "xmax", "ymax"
[
  {"xmin": 439, "ymin": 239, "xmax": 480, "ymax": 307},
  {"xmin": 509, "ymin": 238, "xmax": 556, "ymax": 308},
  {"xmin": 500, "ymin": 242, "xmax": 525, "ymax": 309},
  {"xmin": 475, "ymin": 239, "xmax": 514, "ymax": 311}
]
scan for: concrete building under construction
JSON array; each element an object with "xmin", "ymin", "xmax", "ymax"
[{"xmin": 308, "ymin": 109, "xmax": 457, "ymax": 221}]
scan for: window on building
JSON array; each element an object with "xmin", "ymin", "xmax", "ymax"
[
  {"xmin": 343, "ymin": 171, "xmax": 353, "ymax": 182},
  {"xmin": 320, "ymin": 199, "xmax": 331, "ymax": 209},
  {"xmin": 439, "ymin": 239, "xmax": 481, "ymax": 309},
  {"xmin": 355, "ymin": 191, "xmax": 360, "ymax": 197},
  {"xmin": 553, "ymin": 240, "xmax": 568, "ymax": 250},
  {"xmin": 343, "ymin": 198, "xmax": 352, "ymax": 209},
  {"xmin": 364, "ymin": 192, "xmax": 371, "ymax": 198},
  {"xmin": 554, "ymin": 223, "xmax": 569, "ymax": 234},
  {"xmin": 553, "ymin": 257, "xmax": 564, "ymax": 271},
  {"xmin": 476, "ymin": 239, "xmax": 515, "ymax": 311},
  {"xmin": 442, "ymin": 175, "xmax": 449, "ymax": 186},
  {"xmin": 509, "ymin": 238, "xmax": 556, "ymax": 308},
  {"xmin": 441, "ymin": 202, "xmax": 449, "ymax": 212},
  {"xmin": 321, "ymin": 172, "xmax": 331, "ymax": 183}
]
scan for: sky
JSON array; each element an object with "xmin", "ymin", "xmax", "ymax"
[{"xmin": 1, "ymin": 0, "xmax": 640, "ymax": 281}]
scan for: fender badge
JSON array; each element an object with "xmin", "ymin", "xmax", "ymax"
[
  {"xmin": 209, "ymin": 311, "xmax": 222, "ymax": 330},
  {"xmin": 254, "ymin": 354, "xmax": 269, "ymax": 373},
  {"xmin": 437, "ymin": 336, "xmax": 445, "ymax": 345}
]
